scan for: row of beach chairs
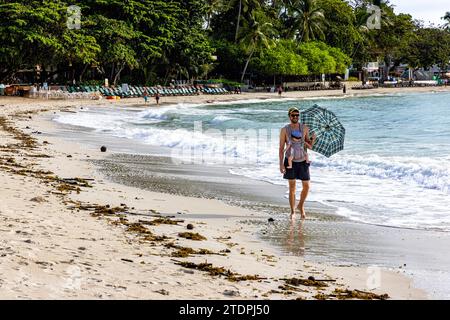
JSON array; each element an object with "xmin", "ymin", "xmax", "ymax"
[
  {"xmin": 28, "ymin": 89, "xmax": 102, "ymax": 100},
  {"xmin": 66, "ymin": 85, "xmax": 231, "ymax": 97}
]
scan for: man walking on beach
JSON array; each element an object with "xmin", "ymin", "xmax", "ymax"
[{"xmin": 279, "ymin": 107, "xmax": 315, "ymax": 219}]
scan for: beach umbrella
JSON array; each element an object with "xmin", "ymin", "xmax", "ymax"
[{"xmin": 300, "ymin": 104, "xmax": 345, "ymax": 158}]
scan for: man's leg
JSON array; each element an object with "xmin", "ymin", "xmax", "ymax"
[
  {"xmin": 288, "ymin": 179, "xmax": 296, "ymax": 216},
  {"xmin": 297, "ymin": 181, "xmax": 310, "ymax": 219}
]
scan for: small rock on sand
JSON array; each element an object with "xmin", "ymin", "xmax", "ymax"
[
  {"xmin": 100, "ymin": 146, "xmax": 107, "ymax": 152},
  {"xmin": 155, "ymin": 289, "xmax": 169, "ymax": 296},
  {"xmin": 30, "ymin": 196, "xmax": 47, "ymax": 203},
  {"xmin": 223, "ymin": 290, "xmax": 240, "ymax": 297},
  {"xmin": 186, "ymin": 224, "xmax": 194, "ymax": 230}
]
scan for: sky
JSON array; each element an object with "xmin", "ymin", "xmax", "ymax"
[{"xmin": 389, "ymin": 0, "xmax": 449, "ymax": 26}]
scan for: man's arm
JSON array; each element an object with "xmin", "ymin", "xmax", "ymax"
[
  {"xmin": 304, "ymin": 125, "xmax": 316, "ymax": 149},
  {"xmin": 279, "ymin": 128, "xmax": 287, "ymax": 174}
]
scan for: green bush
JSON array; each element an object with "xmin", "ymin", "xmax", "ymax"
[
  {"xmin": 80, "ymin": 80, "xmax": 105, "ymax": 86},
  {"xmin": 208, "ymin": 79, "xmax": 242, "ymax": 87}
]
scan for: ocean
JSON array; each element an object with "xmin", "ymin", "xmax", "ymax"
[{"xmin": 55, "ymin": 92, "xmax": 450, "ymax": 232}]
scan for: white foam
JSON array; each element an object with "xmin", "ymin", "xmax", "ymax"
[
  {"xmin": 312, "ymin": 153, "xmax": 450, "ymax": 192},
  {"xmin": 229, "ymin": 159, "xmax": 450, "ymax": 231},
  {"xmin": 210, "ymin": 115, "xmax": 237, "ymax": 124}
]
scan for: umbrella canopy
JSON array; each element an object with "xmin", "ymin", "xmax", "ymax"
[{"xmin": 300, "ymin": 104, "xmax": 345, "ymax": 158}]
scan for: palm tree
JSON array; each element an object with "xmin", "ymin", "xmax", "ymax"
[
  {"xmin": 229, "ymin": 0, "xmax": 262, "ymax": 42},
  {"xmin": 283, "ymin": 0, "xmax": 326, "ymax": 42},
  {"xmin": 443, "ymin": 11, "xmax": 450, "ymax": 31},
  {"xmin": 205, "ymin": 0, "xmax": 224, "ymax": 30},
  {"xmin": 351, "ymin": 2, "xmax": 396, "ymax": 81},
  {"xmin": 239, "ymin": 12, "xmax": 274, "ymax": 82}
]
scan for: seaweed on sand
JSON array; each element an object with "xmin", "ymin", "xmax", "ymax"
[
  {"xmin": 178, "ymin": 232, "xmax": 207, "ymax": 241},
  {"xmin": 0, "ymin": 117, "xmax": 37, "ymax": 149},
  {"xmin": 170, "ymin": 246, "xmax": 196, "ymax": 258},
  {"xmin": 165, "ymin": 243, "xmax": 221, "ymax": 258},
  {"xmin": 283, "ymin": 277, "xmax": 330, "ymax": 288},
  {"xmin": 126, "ymin": 222, "xmax": 168, "ymax": 242},
  {"xmin": 331, "ymin": 289, "xmax": 389, "ymax": 300},
  {"xmin": 173, "ymin": 260, "xmax": 266, "ymax": 282},
  {"xmin": 139, "ymin": 218, "xmax": 183, "ymax": 226},
  {"xmin": 87, "ymin": 205, "xmax": 127, "ymax": 217}
]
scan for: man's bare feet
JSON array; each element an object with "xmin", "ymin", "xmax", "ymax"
[{"xmin": 297, "ymin": 205, "xmax": 306, "ymax": 219}]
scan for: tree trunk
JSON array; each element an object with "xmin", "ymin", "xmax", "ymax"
[
  {"xmin": 72, "ymin": 68, "xmax": 76, "ymax": 84},
  {"xmin": 110, "ymin": 64, "xmax": 115, "ymax": 83},
  {"xmin": 79, "ymin": 64, "xmax": 89, "ymax": 83},
  {"xmin": 235, "ymin": 0, "xmax": 242, "ymax": 42},
  {"xmin": 241, "ymin": 47, "xmax": 255, "ymax": 83},
  {"xmin": 113, "ymin": 63, "xmax": 125, "ymax": 86}
]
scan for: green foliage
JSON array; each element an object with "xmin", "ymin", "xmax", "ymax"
[
  {"xmin": 254, "ymin": 40, "xmax": 308, "ymax": 75},
  {"xmin": 317, "ymin": 0, "xmax": 363, "ymax": 55},
  {"xmin": 404, "ymin": 28, "xmax": 450, "ymax": 69},
  {"xmin": 281, "ymin": 0, "xmax": 326, "ymax": 42},
  {"xmin": 210, "ymin": 39, "xmax": 246, "ymax": 80},
  {"xmin": 238, "ymin": 10, "xmax": 274, "ymax": 81},
  {"xmin": 299, "ymin": 42, "xmax": 336, "ymax": 74},
  {"xmin": 208, "ymin": 78, "xmax": 242, "ymax": 87},
  {"xmin": 442, "ymin": 11, "xmax": 450, "ymax": 31},
  {"xmin": 254, "ymin": 40, "xmax": 350, "ymax": 76},
  {"xmin": 0, "ymin": 0, "xmax": 448, "ymax": 84}
]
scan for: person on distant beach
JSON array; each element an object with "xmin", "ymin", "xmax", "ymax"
[
  {"xmin": 143, "ymin": 90, "xmax": 149, "ymax": 104},
  {"xmin": 278, "ymin": 86, "xmax": 283, "ymax": 97},
  {"xmin": 155, "ymin": 91, "xmax": 160, "ymax": 105},
  {"xmin": 279, "ymin": 107, "xmax": 316, "ymax": 219}
]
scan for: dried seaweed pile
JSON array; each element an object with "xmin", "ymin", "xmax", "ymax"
[
  {"xmin": 165, "ymin": 243, "xmax": 223, "ymax": 258},
  {"xmin": 314, "ymin": 289, "xmax": 389, "ymax": 300},
  {"xmin": 174, "ymin": 261, "xmax": 266, "ymax": 282},
  {"xmin": 178, "ymin": 232, "xmax": 207, "ymax": 241}
]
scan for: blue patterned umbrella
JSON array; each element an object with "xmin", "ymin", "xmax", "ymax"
[{"xmin": 300, "ymin": 104, "xmax": 345, "ymax": 158}]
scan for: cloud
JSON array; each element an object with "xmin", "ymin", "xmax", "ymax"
[{"xmin": 389, "ymin": 0, "xmax": 448, "ymax": 26}]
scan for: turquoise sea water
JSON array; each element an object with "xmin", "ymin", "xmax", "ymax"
[{"xmin": 55, "ymin": 92, "xmax": 450, "ymax": 231}]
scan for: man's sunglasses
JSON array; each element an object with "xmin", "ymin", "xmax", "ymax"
[{"xmin": 290, "ymin": 114, "xmax": 300, "ymax": 117}]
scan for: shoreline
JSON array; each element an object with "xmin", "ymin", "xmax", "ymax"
[
  {"xmin": 1, "ymin": 87, "xmax": 443, "ymax": 299},
  {"xmin": 2, "ymin": 85, "xmax": 449, "ymax": 109}
]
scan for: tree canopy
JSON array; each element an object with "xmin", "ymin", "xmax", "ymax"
[{"xmin": 0, "ymin": 0, "xmax": 449, "ymax": 85}]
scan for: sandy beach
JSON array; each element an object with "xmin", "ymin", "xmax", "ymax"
[{"xmin": 2, "ymin": 86, "xmax": 448, "ymax": 300}]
